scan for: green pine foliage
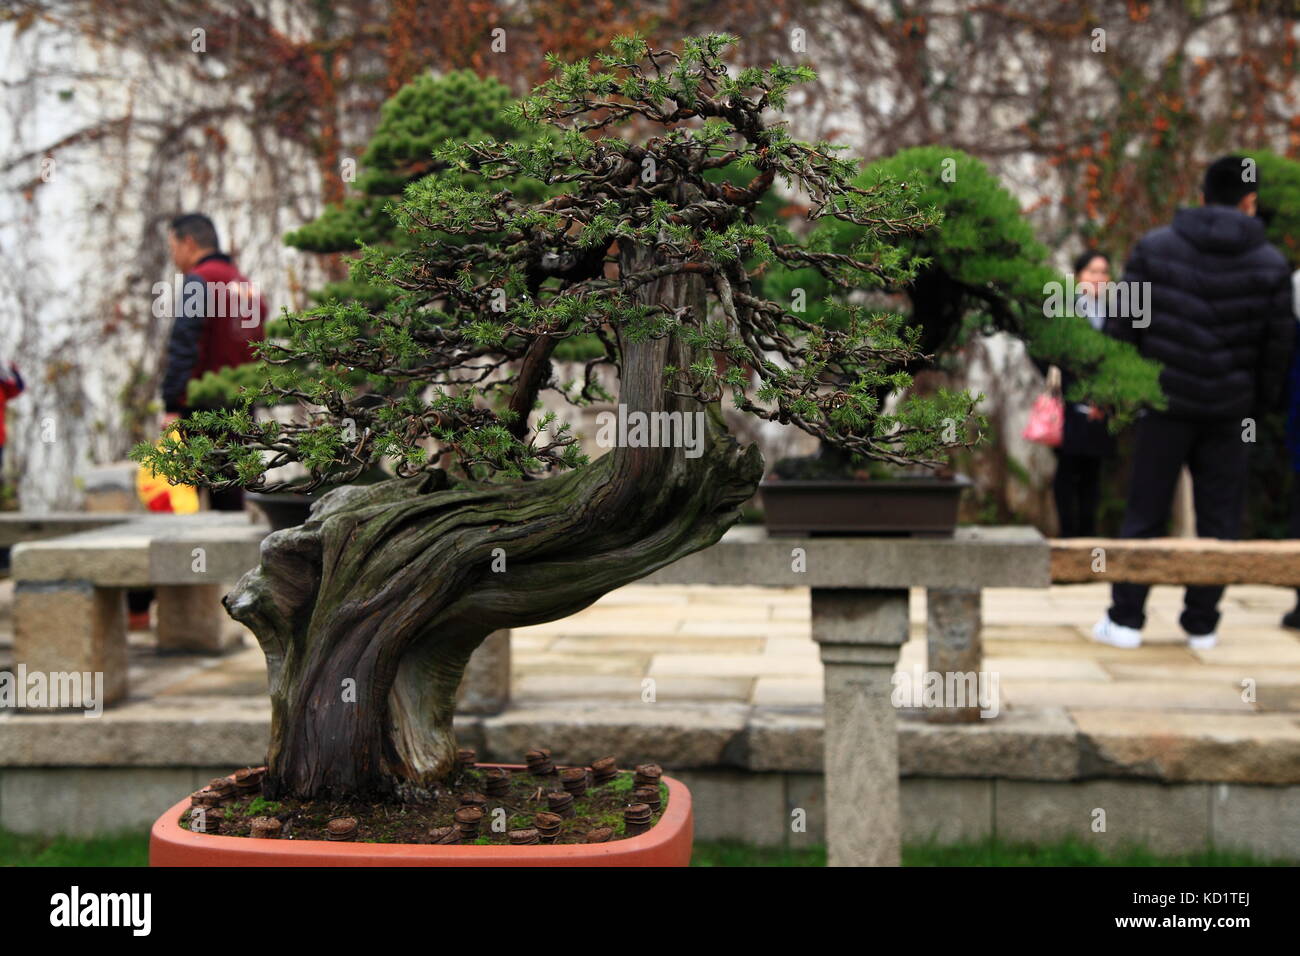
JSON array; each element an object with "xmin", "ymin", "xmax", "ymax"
[
  {"xmin": 286, "ymin": 70, "xmax": 549, "ymax": 256},
  {"xmin": 1251, "ymin": 149, "xmax": 1300, "ymax": 267},
  {"xmin": 184, "ymin": 362, "xmax": 273, "ymax": 411},
  {"xmin": 138, "ymin": 33, "xmax": 989, "ymax": 493},
  {"xmin": 759, "ymin": 146, "xmax": 1164, "ymax": 425},
  {"xmin": 285, "ymin": 70, "xmax": 553, "ymax": 308}
]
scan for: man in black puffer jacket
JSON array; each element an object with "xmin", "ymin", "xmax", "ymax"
[{"xmin": 1094, "ymin": 156, "xmax": 1296, "ymax": 650}]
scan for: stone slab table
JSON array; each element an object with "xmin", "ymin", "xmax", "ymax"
[
  {"xmin": 644, "ymin": 525, "xmax": 1049, "ymax": 866},
  {"xmin": 12, "ymin": 513, "xmax": 266, "ymax": 707},
  {"xmin": 10, "ymin": 512, "xmax": 511, "ymax": 715}
]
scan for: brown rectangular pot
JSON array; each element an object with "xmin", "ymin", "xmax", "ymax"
[{"xmin": 760, "ymin": 476, "xmax": 971, "ymax": 537}]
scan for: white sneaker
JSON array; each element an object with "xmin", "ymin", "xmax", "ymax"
[
  {"xmin": 1092, "ymin": 614, "xmax": 1142, "ymax": 649},
  {"xmin": 1185, "ymin": 631, "xmax": 1218, "ymax": 650}
]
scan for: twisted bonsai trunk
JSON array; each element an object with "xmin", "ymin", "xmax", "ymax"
[{"xmin": 225, "ymin": 240, "xmax": 762, "ymax": 801}]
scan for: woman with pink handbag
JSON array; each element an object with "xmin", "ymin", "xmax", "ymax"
[
  {"xmin": 1024, "ymin": 365, "xmax": 1064, "ymax": 447},
  {"xmin": 1025, "ymin": 251, "xmax": 1116, "ymax": 536}
]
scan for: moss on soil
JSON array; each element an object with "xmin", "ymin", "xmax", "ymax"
[{"xmin": 180, "ymin": 766, "xmax": 668, "ymax": 846}]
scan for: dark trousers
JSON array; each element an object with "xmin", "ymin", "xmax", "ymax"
[
  {"xmin": 1108, "ymin": 414, "xmax": 1248, "ymax": 635},
  {"xmin": 1291, "ymin": 479, "xmax": 1300, "ymax": 608},
  {"xmin": 1053, "ymin": 452, "xmax": 1102, "ymax": 537}
]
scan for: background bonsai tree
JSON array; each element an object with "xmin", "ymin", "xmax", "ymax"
[
  {"xmin": 285, "ymin": 68, "xmax": 553, "ymax": 307},
  {"xmin": 185, "ymin": 70, "xmax": 554, "ymax": 413},
  {"xmin": 1240, "ymin": 149, "xmax": 1300, "ymax": 538},
  {"xmin": 759, "ymin": 146, "xmax": 1164, "ymax": 478},
  {"xmin": 135, "ymin": 34, "xmax": 980, "ymax": 802}
]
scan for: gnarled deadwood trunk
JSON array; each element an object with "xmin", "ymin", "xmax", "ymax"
[{"xmin": 225, "ymin": 238, "xmax": 762, "ymax": 801}]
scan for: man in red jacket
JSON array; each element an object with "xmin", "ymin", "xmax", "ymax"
[{"xmin": 160, "ymin": 213, "xmax": 267, "ymax": 510}]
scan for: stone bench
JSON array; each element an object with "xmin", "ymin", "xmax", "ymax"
[
  {"xmin": 1050, "ymin": 537, "xmax": 1300, "ymax": 586},
  {"xmin": 645, "ymin": 525, "xmax": 1041, "ymax": 725},
  {"xmin": 643, "ymin": 529, "xmax": 1300, "ymax": 866},
  {"xmin": 646, "ymin": 524, "xmax": 1051, "ymax": 865},
  {"xmin": 12, "ymin": 513, "xmax": 268, "ymax": 707},
  {"xmin": 9, "ymin": 511, "xmax": 511, "ymax": 715}
]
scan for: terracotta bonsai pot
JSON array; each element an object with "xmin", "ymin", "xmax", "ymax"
[{"xmin": 150, "ymin": 766, "xmax": 693, "ymax": 867}]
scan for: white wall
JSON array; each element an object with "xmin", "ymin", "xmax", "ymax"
[{"xmin": 0, "ymin": 13, "xmax": 327, "ymax": 511}]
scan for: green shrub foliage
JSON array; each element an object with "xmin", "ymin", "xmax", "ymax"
[{"xmin": 760, "ymin": 145, "xmax": 1164, "ymax": 423}]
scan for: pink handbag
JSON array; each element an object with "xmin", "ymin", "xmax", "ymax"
[{"xmin": 1022, "ymin": 366, "xmax": 1064, "ymax": 447}]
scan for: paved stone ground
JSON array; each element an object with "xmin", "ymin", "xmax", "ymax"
[
  {"xmin": 511, "ymin": 582, "xmax": 1300, "ymax": 718},
  {"xmin": 3, "ymin": 577, "xmax": 1296, "ymax": 720}
]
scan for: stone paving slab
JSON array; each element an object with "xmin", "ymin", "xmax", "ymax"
[
  {"xmin": 649, "ymin": 652, "xmax": 822, "ymax": 679},
  {"xmin": 515, "ymin": 673, "xmax": 755, "ymax": 703},
  {"xmin": 1002, "ymin": 679, "xmax": 1254, "ymax": 712},
  {"xmin": 1071, "ymin": 710, "xmax": 1300, "ymax": 783},
  {"xmin": 980, "ymin": 657, "xmax": 1111, "ymax": 680},
  {"xmin": 1101, "ymin": 662, "xmax": 1300, "ymax": 685},
  {"xmin": 546, "ymin": 634, "xmax": 764, "ymax": 655},
  {"xmin": 1194, "ymin": 642, "xmax": 1300, "ymax": 665},
  {"xmin": 752, "ymin": 676, "xmax": 823, "ymax": 707}
]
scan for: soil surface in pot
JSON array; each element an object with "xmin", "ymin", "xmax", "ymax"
[{"xmin": 181, "ymin": 765, "xmax": 669, "ymax": 845}]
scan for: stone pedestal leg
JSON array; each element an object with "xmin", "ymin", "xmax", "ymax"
[
  {"xmin": 925, "ymin": 587, "xmax": 983, "ymax": 723},
  {"xmin": 13, "ymin": 581, "xmax": 128, "ymax": 708},
  {"xmin": 155, "ymin": 585, "xmax": 242, "ymax": 654},
  {"xmin": 811, "ymin": 588, "xmax": 908, "ymax": 867},
  {"xmin": 455, "ymin": 629, "xmax": 511, "ymax": 715}
]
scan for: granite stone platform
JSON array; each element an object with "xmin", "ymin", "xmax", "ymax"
[{"xmin": 2, "ymin": 577, "xmax": 1297, "ymax": 858}]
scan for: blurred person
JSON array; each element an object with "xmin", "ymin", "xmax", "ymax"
[
  {"xmin": 1284, "ymin": 310, "xmax": 1300, "ymax": 629},
  {"xmin": 1094, "ymin": 156, "xmax": 1296, "ymax": 650},
  {"xmin": 160, "ymin": 213, "xmax": 267, "ymax": 511},
  {"xmin": 0, "ymin": 360, "xmax": 24, "ymax": 573},
  {"xmin": 1051, "ymin": 251, "xmax": 1117, "ymax": 537},
  {"xmin": 130, "ymin": 214, "xmax": 266, "ymax": 626},
  {"xmin": 0, "ymin": 359, "xmax": 24, "ymax": 476}
]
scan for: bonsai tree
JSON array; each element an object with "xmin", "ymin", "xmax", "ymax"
[
  {"xmin": 286, "ymin": 68, "xmax": 553, "ymax": 307},
  {"xmin": 760, "ymin": 147, "xmax": 1163, "ymax": 479},
  {"xmin": 135, "ymin": 34, "xmax": 978, "ymax": 802},
  {"xmin": 1252, "ymin": 150, "xmax": 1300, "ymax": 266}
]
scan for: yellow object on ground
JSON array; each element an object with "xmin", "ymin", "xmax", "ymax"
[{"xmin": 135, "ymin": 428, "xmax": 200, "ymax": 514}]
